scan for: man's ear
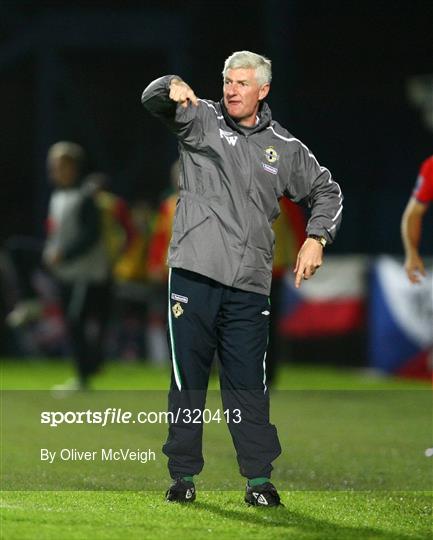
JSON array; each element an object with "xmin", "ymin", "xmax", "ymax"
[{"xmin": 258, "ymin": 83, "xmax": 270, "ymax": 101}]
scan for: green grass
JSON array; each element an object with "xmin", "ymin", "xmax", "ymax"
[
  {"xmin": 1, "ymin": 359, "xmax": 432, "ymax": 539},
  {"xmin": 1, "ymin": 491, "xmax": 431, "ymax": 540}
]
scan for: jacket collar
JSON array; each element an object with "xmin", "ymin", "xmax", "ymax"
[{"xmin": 220, "ymin": 100, "xmax": 272, "ymax": 135}]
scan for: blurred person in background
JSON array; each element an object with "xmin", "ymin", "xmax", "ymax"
[
  {"xmin": 85, "ymin": 172, "xmax": 137, "ymax": 267},
  {"xmin": 114, "ymin": 198, "xmax": 152, "ymax": 285},
  {"xmin": 142, "ymin": 161, "xmax": 181, "ymax": 364},
  {"xmin": 142, "ymin": 50, "xmax": 343, "ymax": 506},
  {"xmin": 401, "ymin": 155, "xmax": 433, "ymax": 284},
  {"xmin": 113, "ymin": 198, "xmax": 156, "ymax": 361},
  {"xmin": 85, "ymin": 172, "xmax": 149, "ymax": 361},
  {"xmin": 147, "ymin": 160, "xmax": 180, "ymax": 282},
  {"xmin": 268, "ymin": 199, "xmax": 306, "ymax": 385},
  {"xmin": 44, "ymin": 143, "xmax": 113, "ymax": 391}
]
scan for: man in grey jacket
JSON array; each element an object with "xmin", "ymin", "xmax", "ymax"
[{"xmin": 142, "ymin": 51, "xmax": 342, "ymax": 506}]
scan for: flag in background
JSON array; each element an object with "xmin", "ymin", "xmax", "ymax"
[
  {"xmin": 369, "ymin": 256, "xmax": 433, "ymax": 380},
  {"xmin": 279, "ymin": 256, "xmax": 367, "ymax": 338}
]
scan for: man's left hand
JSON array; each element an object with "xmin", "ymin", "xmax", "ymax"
[{"xmin": 294, "ymin": 238, "xmax": 324, "ymax": 288}]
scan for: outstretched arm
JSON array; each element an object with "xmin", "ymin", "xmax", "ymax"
[{"xmin": 401, "ymin": 197, "xmax": 428, "ymax": 283}]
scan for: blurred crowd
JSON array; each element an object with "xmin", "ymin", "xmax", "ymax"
[{"xmin": 0, "ymin": 141, "xmax": 305, "ymax": 389}]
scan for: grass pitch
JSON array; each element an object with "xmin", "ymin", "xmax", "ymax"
[
  {"xmin": 2, "ymin": 490, "xmax": 431, "ymax": 540},
  {"xmin": 1, "ymin": 359, "xmax": 432, "ymax": 539}
]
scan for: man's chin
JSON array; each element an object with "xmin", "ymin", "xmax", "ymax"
[{"xmin": 226, "ymin": 108, "xmax": 243, "ymax": 120}]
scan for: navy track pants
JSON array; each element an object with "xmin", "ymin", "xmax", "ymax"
[{"xmin": 163, "ymin": 268, "xmax": 281, "ymax": 479}]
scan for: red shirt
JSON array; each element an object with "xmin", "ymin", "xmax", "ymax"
[{"xmin": 413, "ymin": 156, "xmax": 433, "ymax": 204}]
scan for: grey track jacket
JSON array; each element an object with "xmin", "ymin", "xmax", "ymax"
[{"xmin": 141, "ymin": 75, "xmax": 343, "ymax": 295}]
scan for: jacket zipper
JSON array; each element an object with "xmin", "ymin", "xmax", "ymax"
[{"xmin": 232, "ymin": 134, "xmax": 253, "ymax": 285}]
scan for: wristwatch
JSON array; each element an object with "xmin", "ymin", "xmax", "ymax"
[{"xmin": 308, "ymin": 234, "xmax": 327, "ymax": 248}]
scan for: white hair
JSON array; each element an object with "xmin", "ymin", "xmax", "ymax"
[
  {"xmin": 47, "ymin": 141, "xmax": 85, "ymax": 167},
  {"xmin": 222, "ymin": 51, "xmax": 272, "ymax": 86}
]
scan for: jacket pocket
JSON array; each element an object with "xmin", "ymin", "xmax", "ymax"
[
  {"xmin": 171, "ymin": 197, "xmax": 212, "ymax": 245},
  {"xmin": 243, "ymin": 244, "xmax": 273, "ymax": 270},
  {"xmin": 241, "ymin": 244, "xmax": 272, "ymax": 290}
]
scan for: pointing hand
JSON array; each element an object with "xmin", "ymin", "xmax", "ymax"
[{"xmin": 169, "ymin": 79, "xmax": 198, "ymax": 108}]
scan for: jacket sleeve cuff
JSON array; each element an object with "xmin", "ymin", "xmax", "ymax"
[{"xmin": 306, "ymin": 228, "xmax": 333, "ymax": 244}]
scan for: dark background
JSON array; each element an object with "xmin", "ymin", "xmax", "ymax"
[{"xmin": 1, "ymin": 0, "xmax": 432, "ymax": 253}]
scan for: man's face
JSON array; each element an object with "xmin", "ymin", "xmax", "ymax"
[
  {"xmin": 223, "ymin": 68, "xmax": 270, "ymax": 126},
  {"xmin": 48, "ymin": 156, "xmax": 78, "ymax": 188}
]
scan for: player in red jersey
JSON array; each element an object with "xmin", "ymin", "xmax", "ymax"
[{"xmin": 401, "ymin": 156, "xmax": 433, "ymax": 283}]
